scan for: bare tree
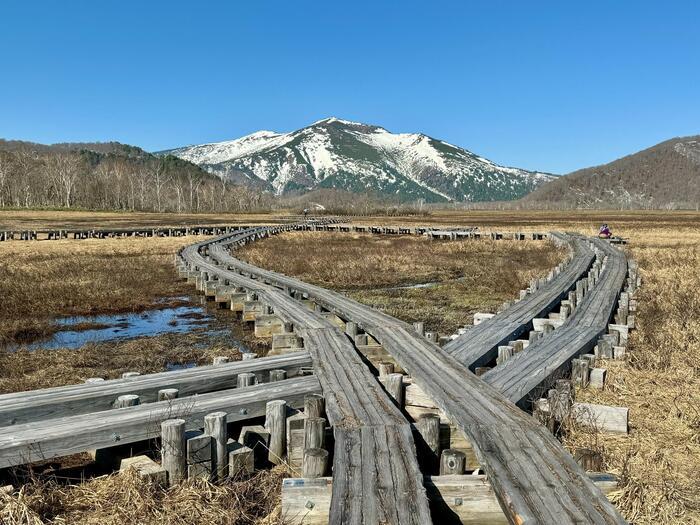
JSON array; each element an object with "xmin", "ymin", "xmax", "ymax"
[
  {"xmin": 151, "ymin": 160, "xmax": 171, "ymax": 212},
  {"xmin": 46, "ymin": 153, "xmax": 81, "ymax": 208}
]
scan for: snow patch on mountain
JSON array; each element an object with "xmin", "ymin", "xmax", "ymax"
[{"xmin": 163, "ymin": 118, "xmax": 554, "ymax": 202}]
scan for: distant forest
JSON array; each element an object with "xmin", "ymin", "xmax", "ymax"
[{"xmin": 0, "ymin": 140, "xmax": 273, "ymax": 213}]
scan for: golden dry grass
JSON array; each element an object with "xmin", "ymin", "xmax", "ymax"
[
  {"xmin": 0, "ymin": 235, "xmax": 268, "ymax": 391},
  {"xmin": 0, "ymin": 328, "xmax": 265, "ymax": 394},
  {"xmin": 0, "ymin": 237, "xmax": 203, "ymax": 345},
  {"xmin": 0, "ymin": 467, "xmax": 286, "ymax": 525},
  {"xmin": 0, "ymin": 210, "xmax": 290, "ymax": 231},
  {"xmin": 238, "ymin": 231, "xmax": 566, "ymax": 335}
]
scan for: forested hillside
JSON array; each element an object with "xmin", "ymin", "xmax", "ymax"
[{"xmin": 0, "ymin": 140, "xmax": 271, "ymax": 212}]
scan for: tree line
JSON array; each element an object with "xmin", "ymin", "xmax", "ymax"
[{"xmin": 0, "ymin": 144, "xmax": 274, "ymax": 213}]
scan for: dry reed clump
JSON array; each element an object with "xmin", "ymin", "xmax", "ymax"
[
  {"xmin": 238, "ymin": 232, "xmax": 566, "ymax": 334},
  {"xmin": 0, "ymin": 331, "xmax": 253, "ymax": 394},
  {"xmin": 0, "ymin": 467, "xmax": 286, "ymax": 525},
  {"xmin": 0, "ymin": 237, "xmax": 203, "ymax": 345}
]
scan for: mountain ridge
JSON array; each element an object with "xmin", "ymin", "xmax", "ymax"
[
  {"xmin": 523, "ymin": 135, "xmax": 700, "ymax": 208},
  {"xmin": 162, "ymin": 118, "xmax": 555, "ymax": 202}
]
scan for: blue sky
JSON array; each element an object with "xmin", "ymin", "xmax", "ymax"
[{"xmin": 1, "ymin": 1, "xmax": 698, "ymax": 174}]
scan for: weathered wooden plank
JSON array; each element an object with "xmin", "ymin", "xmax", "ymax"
[
  {"xmin": 179, "ymin": 225, "xmax": 626, "ymax": 525},
  {"xmin": 0, "ymin": 352, "xmax": 312, "ymax": 426},
  {"xmin": 282, "ymin": 473, "xmax": 619, "ymax": 525},
  {"xmin": 0, "ymin": 376, "xmax": 321, "ymax": 468}
]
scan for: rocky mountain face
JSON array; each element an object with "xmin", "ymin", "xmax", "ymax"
[{"xmin": 163, "ymin": 118, "xmax": 554, "ymax": 202}]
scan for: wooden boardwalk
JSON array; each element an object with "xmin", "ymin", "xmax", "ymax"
[
  {"xmin": 0, "ymin": 352, "xmax": 312, "ymax": 426},
  {"xmin": 0, "ymin": 376, "xmax": 321, "ymax": 469},
  {"xmin": 0, "ymin": 221, "xmax": 630, "ymax": 524},
  {"xmin": 444, "ymin": 233, "xmax": 596, "ymax": 369},
  {"xmin": 190, "ymin": 225, "xmax": 626, "ymax": 524},
  {"xmin": 180, "ymin": 228, "xmax": 433, "ymax": 524},
  {"xmin": 482, "ymin": 237, "xmax": 628, "ymax": 405}
]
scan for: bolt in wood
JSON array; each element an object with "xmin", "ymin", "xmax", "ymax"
[{"xmin": 440, "ymin": 449, "xmax": 466, "ymax": 475}]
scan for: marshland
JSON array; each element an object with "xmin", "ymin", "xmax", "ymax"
[{"xmin": 0, "ymin": 209, "xmax": 699, "ymax": 524}]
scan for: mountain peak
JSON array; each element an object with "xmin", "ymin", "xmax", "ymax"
[{"xmin": 165, "ymin": 119, "xmax": 553, "ymax": 202}]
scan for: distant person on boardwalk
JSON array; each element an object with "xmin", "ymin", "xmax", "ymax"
[
  {"xmin": 303, "ymin": 208, "xmax": 309, "ymax": 217},
  {"xmin": 598, "ymin": 223, "xmax": 612, "ymax": 239}
]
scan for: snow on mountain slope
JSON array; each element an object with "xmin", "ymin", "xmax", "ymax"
[{"xmin": 163, "ymin": 118, "xmax": 554, "ymax": 202}]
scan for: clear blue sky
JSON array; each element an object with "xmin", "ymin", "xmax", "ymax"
[{"xmin": 1, "ymin": 1, "xmax": 698, "ymax": 174}]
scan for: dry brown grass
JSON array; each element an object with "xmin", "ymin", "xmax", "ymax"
[
  {"xmin": 238, "ymin": 231, "xmax": 566, "ymax": 335},
  {"xmin": 0, "ymin": 210, "xmax": 289, "ymax": 231},
  {"xmin": 0, "ymin": 467, "xmax": 286, "ymax": 525},
  {"xmin": 377, "ymin": 210, "xmax": 700, "ymax": 524},
  {"xmin": 0, "ymin": 326, "xmax": 266, "ymax": 394},
  {"xmin": 0, "ymin": 237, "xmax": 204, "ymax": 345}
]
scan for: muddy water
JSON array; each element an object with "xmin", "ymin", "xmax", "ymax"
[{"xmin": 17, "ymin": 297, "xmax": 247, "ymax": 351}]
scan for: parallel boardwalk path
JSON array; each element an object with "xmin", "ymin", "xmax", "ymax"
[
  {"xmin": 182, "ymin": 225, "xmax": 626, "ymax": 525},
  {"xmin": 180, "ymin": 228, "xmax": 432, "ymax": 524},
  {"xmin": 444, "ymin": 233, "xmax": 596, "ymax": 369},
  {"xmin": 0, "ymin": 221, "xmax": 629, "ymax": 525}
]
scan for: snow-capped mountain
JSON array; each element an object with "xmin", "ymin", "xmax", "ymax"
[{"xmin": 162, "ymin": 118, "xmax": 554, "ymax": 202}]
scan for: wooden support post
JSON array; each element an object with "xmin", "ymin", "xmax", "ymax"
[
  {"xmin": 121, "ymin": 372, "xmax": 140, "ymax": 379},
  {"xmin": 571, "ymin": 359, "xmax": 589, "ymax": 388},
  {"xmin": 440, "ymin": 449, "xmax": 466, "ymax": 475},
  {"xmin": 239, "ymin": 425, "xmax": 271, "ymax": 469},
  {"xmin": 496, "ymin": 346, "xmax": 513, "ymax": 366},
  {"xmin": 303, "ymin": 448, "xmax": 329, "ymax": 478},
  {"xmin": 304, "ymin": 393, "xmax": 325, "ymax": 419},
  {"xmin": 265, "ymin": 400, "xmax": 287, "ymax": 465},
  {"xmin": 425, "ymin": 332, "xmax": 439, "ymax": 344},
  {"xmin": 304, "ymin": 417, "xmax": 326, "ymax": 450},
  {"xmin": 161, "ymin": 419, "xmax": 186, "ymax": 486},
  {"xmin": 204, "ymin": 411, "xmax": 228, "ymax": 481},
  {"xmin": 598, "ymin": 339, "xmax": 613, "ymax": 359},
  {"xmin": 590, "ymin": 368, "xmax": 607, "ymax": 389},
  {"xmin": 270, "ymin": 369, "xmax": 287, "ymax": 382},
  {"xmin": 85, "ymin": 377, "xmax": 105, "ymax": 384},
  {"xmin": 345, "ymin": 321, "xmax": 358, "ymax": 338},
  {"xmin": 114, "ymin": 394, "xmax": 140, "ymax": 408},
  {"xmin": 228, "ymin": 441, "xmax": 254, "ymax": 477},
  {"xmin": 237, "ymin": 373, "xmax": 257, "ymax": 388},
  {"xmin": 213, "ymin": 356, "xmax": 229, "ymax": 365},
  {"xmin": 384, "ymin": 373, "xmax": 405, "ymax": 408},
  {"xmin": 186, "ymin": 432, "xmax": 213, "ymax": 479},
  {"xmin": 158, "ymin": 388, "xmax": 179, "ymax": 401},
  {"xmin": 575, "ymin": 448, "xmax": 603, "ymax": 472},
  {"xmin": 378, "ymin": 362, "xmax": 394, "ymax": 377},
  {"xmin": 413, "ymin": 321, "xmax": 425, "ymax": 336},
  {"xmin": 415, "ymin": 413, "xmax": 441, "ymax": 473}
]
